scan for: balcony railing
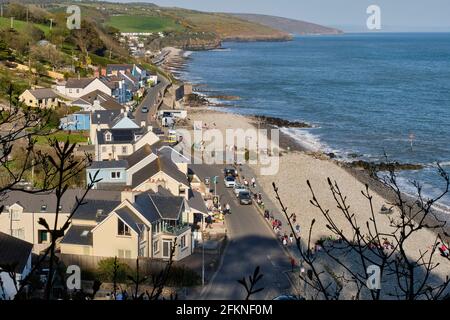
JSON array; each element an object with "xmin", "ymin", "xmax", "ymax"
[{"xmin": 160, "ymin": 223, "xmax": 191, "ymax": 236}]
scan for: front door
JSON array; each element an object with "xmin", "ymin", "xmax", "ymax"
[{"xmin": 162, "ymin": 239, "xmax": 173, "ymax": 259}]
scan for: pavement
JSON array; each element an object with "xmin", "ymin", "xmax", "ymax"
[{"xmin": 189, "ymin": 163, "xmax": 296, "ymax": 300}]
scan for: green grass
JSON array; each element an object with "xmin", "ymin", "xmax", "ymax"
[
  {"xmin": 35, "ymin": 131, "xmax": 88, "ymax": 145},
  {"xmin": 0, "ymin": 17, "xmax": 51, "ymax": 36},
  {"xmin": 106, "ymin": 15, "xmax": 183, "ymax": 33}
]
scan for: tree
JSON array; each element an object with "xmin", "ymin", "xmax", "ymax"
[
  {"xmin": 272, "ymin": 163, "xmax": 450, "ymax": 300},
  {"xmin": 0, "ymin": 40, "xmax": 13, "ymax": 61}
]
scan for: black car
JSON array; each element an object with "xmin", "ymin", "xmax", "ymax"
[
  {"xmin": 238, "ymin": 191, "xmax": 252, "ymax": 205},
  {"xmin": 223, "ymin": 168, "xmax": 237, "ymax": 177}
]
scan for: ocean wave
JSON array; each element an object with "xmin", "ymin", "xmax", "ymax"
[{"xmin": 280, "ymin": 127, "xmax": 331, "ymax": 153}]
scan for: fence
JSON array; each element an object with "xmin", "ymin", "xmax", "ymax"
[{"xmin": 59, "ymin": 253, "xmax": 168, "ymax": 274}]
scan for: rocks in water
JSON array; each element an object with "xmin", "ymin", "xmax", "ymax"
[
  {"xmin": 348, "ymin": 160, "xmax": 424, "ymax": 171},
  {"xmin": 185, "ymin": 93, "xmax": 209, "ymax": 107},
  {"xmin": 253, "ymin": 115, "xmax": 311, "ymax": 128}
]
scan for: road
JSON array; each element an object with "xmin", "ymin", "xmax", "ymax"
[
  {"xmin": 134, "ymin": 75, "xmax": 171, "ymax": 126},
  {"xmin": 190, "ymin": 163, "xmax": 294, "ymax": 300}
]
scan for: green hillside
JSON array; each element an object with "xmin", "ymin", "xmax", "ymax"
[
  {"xmin": 106, "ymin": 15, "xmax": 184, "ymax": 33},
  {"xmin": 0, "ymin": 16, "xmax": 50, "ymax": 35}
]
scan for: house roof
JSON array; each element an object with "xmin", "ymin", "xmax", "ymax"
[
  {"xmin": 106, "ymin": 64, "xmax": 133, "ymax": 72},
  {"xmin": 75, "ymin": 90, "xmax": 123, "ymax": 110},
  {"xmin": 60, "ymin": 225, "xmax": 94, "ymax": 246},
  {"xmin": 72, "ymin": 199, "xmax": 122, "ymax": 222},
  {"xmin": 115, "ymin": 206, "xmax": 144, "ymax": 233},
  {"xmin": 188, "ymin": 190, "xmax": 208, "ymax": 215},
  {"xmin": 0, "ymin": 232, "xmax": 33, "ymax": 273},
  {"xmin": 88, "ymin": 160, "xmax": 128, "ymax": 170},
  {"xmin": 1, "ymin": 190, "xmax": 122, "ymax": 214},
  {"xmin": 97, "ymin": 128, "xmax": 140, "ymax": 145},
  {"xmin": 65, "ymin": 78, "xmax": 96, "ymax": 89},
  {"xmin": 133, "ymin": 192, "xmax": 185, "ymax": 223},
  {"xmin": 131, "ymin": 155, "xmax": 189, "ymax": 189},
  {"xmin": 27, "ymin": 88, "xmax": 59, "ymax": 100},
  {"xmin": 91, "ymin": 110, "xmax": 122, "ymax": 125},
  {"xmin": 122, "ymin": 144, "xmax": 153, "ymax": 169}
]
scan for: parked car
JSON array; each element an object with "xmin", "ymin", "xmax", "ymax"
[
  {"xmin": 233, "ymin": 183, "xmax": 248, "ymax": 197},
  {"xmin": 224, "ymin": 175, "xmax": 236, "ymax": 188},
  {"xmin": 141, "ymin": 106, "xmax": 149, "ymax": 113},
  {"xmin": 223, "ymin": 167, "xmax": 237, "ymax": 177},
  {"xmin": 238, "ymin": 191, "xmax": 252, "ymax": 205}
]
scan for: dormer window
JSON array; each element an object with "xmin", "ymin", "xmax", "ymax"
[
  {"xmin": 118, "ymin": 218, "xmax": 131, "ymax": 236},
  {"xmin": 40, "ymin": 204, "xmax": 47, "ymax": 212},
  {"xmin": 9, "ymin": 208, "xmax": 20, "ymax": 221},
  {"xmin": 105, "ymin": 132, "xmax": 112, "ymax": 142}
]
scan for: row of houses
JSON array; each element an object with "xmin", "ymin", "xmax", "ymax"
[{"xmin": 19, "ymin": 63, "xmax": 157, "ymax": 110}]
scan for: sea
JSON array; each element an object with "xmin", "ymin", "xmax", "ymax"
[{"xmin": 179, "ymin": 33, "xmax": 450, "ymax": 208}]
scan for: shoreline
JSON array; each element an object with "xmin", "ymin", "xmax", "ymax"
[{"xmin": 162, "ymin": 46, "xmax": 450, "ymax": 242}]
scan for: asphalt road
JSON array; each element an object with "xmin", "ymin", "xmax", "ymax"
[
  {"xmin": 134, "ymin": 76, "xmax": 170, "ymax": 126},
  {"xmin": 190, "ymin": 163, "xmax": 294, "ymax": 300}
]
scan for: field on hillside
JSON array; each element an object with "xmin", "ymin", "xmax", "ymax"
[
  {"xmin": 106, "ymin": 15, "xmax": 184, "ymax": 33},
  {"xmin": 0, "ymin": 17, "xmax": 50, "ymax": 35}
]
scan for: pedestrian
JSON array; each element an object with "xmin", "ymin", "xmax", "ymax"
[
  {"xmin": 282, "ymin": 237, "xmax": 288, "ymax": 246},
  {"xmin": 244, "ymin": 179, "xmax": 249, "ymax": 187},
  {"xmin": 290, "ymin": 257, "xmax": 296, "ymax": 272},
  {"xmin": 251, "ymin": 177, "xmax": 256, "ymax": 188},
  {"xmin": 225, "ymin": 203, "xmax": 231, "ymax": 214},
  {"xmin": 295, "ymin": 224, "xmax": 301, "ymax": 236},
  {"xmin": 289, "ymin": 233, "xmax": 294, "ymax": 245}
]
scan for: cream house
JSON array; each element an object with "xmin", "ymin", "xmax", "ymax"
[
  {"xmin": 60, "ymin": 190, "xmax": 197, "ymax": 261},
  {"xmin": 19, "ymin": 88, "xmax": 60, "ymax": 109},
  {"xmin": 0, "ymin": 190, "xmax": 121, "ymax": 253}
]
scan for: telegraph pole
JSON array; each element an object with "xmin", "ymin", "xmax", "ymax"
[{"xmin": 10, "ymin": 16, "xmax": 13, "ymax": 29}]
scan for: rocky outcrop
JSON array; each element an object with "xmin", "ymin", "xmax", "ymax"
[
  {"xmin": 252, "ymin": 115, "xmax": 312, "ymax": 128},
  {"xmin": 347, "ymin": 160, "xmax": 424, "ymax": 172}
]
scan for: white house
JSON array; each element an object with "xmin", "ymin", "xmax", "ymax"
[
  {"xmin": 55, "ymin": 77, "xmax": 119, "ymax": 100},
  {"xmin": 0, "ymin": 232, "xmax": 33, "ymax": 300}
]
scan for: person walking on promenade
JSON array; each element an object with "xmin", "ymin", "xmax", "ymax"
[
  {"xmin": 289, "ymin": 233, "xmax": 294, "ymax": 245},
  {"xmin": 251, "ymin": 177, "xmax": 256, "ymax": 188},
  {"xmin": 290, "ymin": 257, "xmax": 296, "ymax": 272}
]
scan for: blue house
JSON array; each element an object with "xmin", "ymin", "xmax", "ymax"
[{"xmin": 60, "ymin": 112, "xmax": 91, "ymax": 131}]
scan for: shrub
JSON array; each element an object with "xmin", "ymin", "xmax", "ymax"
[{"xmin": 96, "ymin": 258, "xmax": 132, "ymax": 283}]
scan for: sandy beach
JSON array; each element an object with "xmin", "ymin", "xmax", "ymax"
[{"xmin": 185, "ymin": 106, "xmax": 450, "ymax": 297}]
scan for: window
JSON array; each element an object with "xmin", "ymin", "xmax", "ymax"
[
  {"xmin": 12, "ymin": 228, "xmax": 24, "ymax": 239},
  {"xmin": 111, "ymin": 171, "xmax": 121, "ymax": 179},
  {"xmin": 38, "ymin": 230, "xmax": 49, "ymax": 244},
  {"xmin": 180, "ymin": 235, "xmax": 187, "ymax": 249},
  {"xmin": 118, "ymin": 249, "xmax": 131, "ymax": 259},
  {"xmin": 105, "ymin": 133, "xmax": 112, "ymax": 142},
  {"xmin": 10, "ymin": 208, "xmax": 20, "ymax": 221},
  {"xmin": 117, "ymin": 218, "xmax": 131, "ymax": 236},
  {"xmin": 122, "ymin": 146, "xmax": 128, "ymax": 154},
  {"xmin": 69, "ymin": 89, "xmax": 72, "ymax": 93},
  {"xmin": 153, "ymin": 240, "xmax": 159, "ymax": 254},
  {"xmin": 40, "ymin": 204, "xmax": 47, "ymax": 212},
  {"xmin": 76, "ymin": 89, "xmax": 80, "ymax": 94}
]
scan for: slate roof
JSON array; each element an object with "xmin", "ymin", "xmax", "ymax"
[
  {"xmin": 188, "ymin": 190, "xmax": 208, "ymax": 215},
  {"xmin": 91, "ymin": 110, "xmax": 122, "ymax": 125},
  {"xmin": 65, "ymin": 78, "xmax": 96, "ymax": 89},
  {"xmin": 88, "ymin": 160, "xmax": 128, "ymax": 170},
  {"xmin": 131, "ymin": 155, "xmax": 188, "ymax": 189},
  {"xmin": 60, "ymin": 225, "xmax": 94, "ymax": 246},
  {"xmin": 74, "ymin": 90, "xmax": 123, "ymax": 110},
  {"xmin": 28, "ymin": 88, "xmax": 59, "ymax": 99},
  {"xmin": 1, "ymin": 190, "xmax": 121, "ymax": 214},
  {"xmin": 72, "ymin": 199, "xmax": 121, "ymax": 222},
  {"xmin": 116, "ymin": 206, "xmax": 144, "ymax": 233},
  {"xmin": 0, "ymin": 232, "xmax": 33, "ymax": 273},
  {"xmin": 122, "ymin": 144, "xmax": 153, "ymax": 169},
  {"xmin": 133, "ymin": 192, "xmax": 185, "ymax": 223},
  {"xmin": 97, "ymin": 129, "xmax": 138, "ymax": 145}
]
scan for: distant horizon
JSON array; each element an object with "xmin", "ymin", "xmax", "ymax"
[{"xmin": 106, "ymin": 0, "xmax": 450, "ymax": 32}]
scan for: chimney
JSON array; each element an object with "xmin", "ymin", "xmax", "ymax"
[
  {"xmin": 121, "ymin": 189, "xmax": 136, "ymax": 203},
  {"xmin": 93, "ymin": 68, "xmax": 99, "ymax": 78},
  {"xmin": 141, "ymin": 121, "xmax": 146, "ymax": 128},
  {"xmin": 101, "ymin": 68, "xmax": 107, "ymax": 77},
  {"xmin": 147, "ymin": 125, "xmax": 153, "ymax": 133}
]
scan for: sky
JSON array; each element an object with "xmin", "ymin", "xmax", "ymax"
[{"xmin": 108, "ymin": 0, "xmax": 450, "ymax": 32}]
